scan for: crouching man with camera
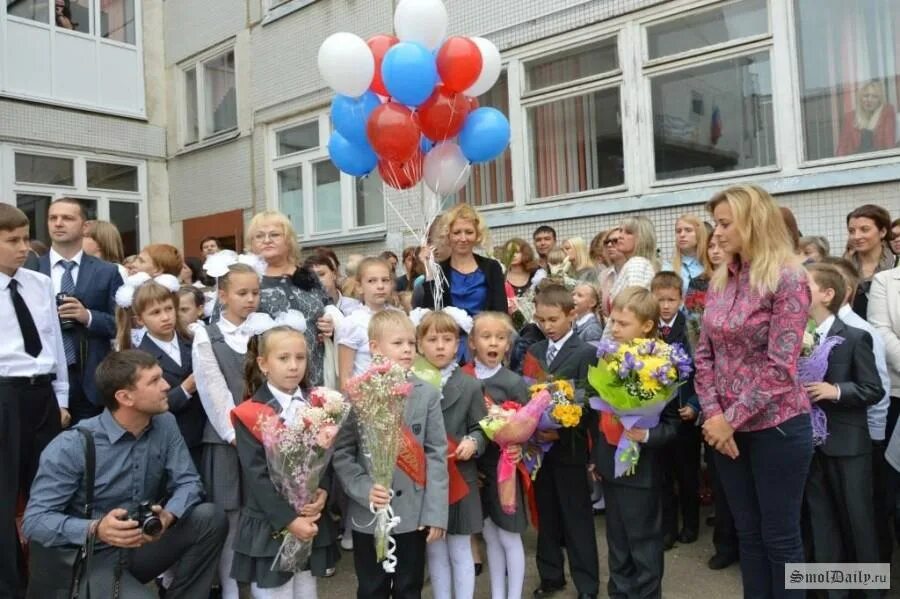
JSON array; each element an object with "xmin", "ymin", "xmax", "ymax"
[{"xmin": 23, "ymin": 349, "xmax": 227, "ymax": 598}]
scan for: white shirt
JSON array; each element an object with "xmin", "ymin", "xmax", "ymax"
[
  {"xmin": 147, "ymin": 333, "xmax": 183, "ymax": 367},
  {"xmin": 659, "ymin": 315, "xmax": 678, "ymax": 330},
  {"xmin": 336, "ymin": 293, "xmax": 362, "ymax": 317},
  {"xmin": 267, "ymin": 383, "xmax": 306, "ymax": 426},
  {"xmin": 838, "ymin": 304, "xmax": 892, "ymax": 441},
  {"xmin": 0, "ymin": 269, "xmax": 69, "ymax": 407},
  {"xmin": 474, "ymin": 359, "xmax": 502, "ymax": 380},
  {"xmin": 193, "ymin": 317, "xmax": 252, "ymax": 443},
  {"xmin": 335, "ymin": 306, "xmax": 376, "ymax": 376},
  {"xmin": 547, "ymin": 329, "xmax": 574, "ymax": 363}
]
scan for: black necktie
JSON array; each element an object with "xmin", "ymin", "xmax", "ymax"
[{"xmin": 9, "ymin": 279, "xmax": 42, "ymax": 358}]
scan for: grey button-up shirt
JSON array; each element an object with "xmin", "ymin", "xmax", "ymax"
[{"xmin": 24, "ymin": 410, "xmax": 204, "ymax": 547}]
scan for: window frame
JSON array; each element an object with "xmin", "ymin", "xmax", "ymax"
[
  {"xmin": 178, "ymin": 42, "xmax": 239, "ymax": 150},
  {"xmin": 267, "ymin": 112, "xmax": 386, "ymax": 242}
]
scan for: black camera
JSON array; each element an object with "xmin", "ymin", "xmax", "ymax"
[
  {"xmin": 55, "ymin": 293, "xmax": 77, "ymax": 330},
  {"xmin": 131, "ymin": 501, "xmax": 163, "ymax": 537}
]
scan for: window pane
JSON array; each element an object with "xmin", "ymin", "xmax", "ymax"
[
  {"xmin": 277, "ymin": 122, "xmax": 319, "ymax": 156},
  {"xmin": 528, "ymin": 86, "xmax": 624, "ymax": 198},
  {"xmin": 456, "ymin": 73, "xmax": 511, "ymax": 207},
  {"xmin": 100, "ymin": 0, "xmax": 136, "ymax": 44},
  {"xmin": 355, "ymin": 172, "xmax": 384, "ymax": 227},
  {"xmin": 8, "ymin": 0, "xmax": 49, "ymax": 22},
  {"xmin": 16, "ymin": 194, "xmax": 52, "ymax": 247},
  {"xmin": 647, "ymin": 0, "xmax": 768, "ymax": 59},
  {"xmin": 56, "ymin": 0, "xmax": 90, "ymax": 33},
  {"xmin": 15, "ymin": 153, "xmax": 74, "ymax": 186},
  {"xmin": 86, "ymin": 161, "xmax": 138, "ymax": 191},
  {"xmin": 185, "ymin": 67, "xmax": 199, "ymax": 144},
  {"xmin": 204, "ymin": 51, "xmax": 237, "ymax": 136},
  {"xmin": 525, "ymin": 39, "xmax": 618, "ymax": 92},
  {"xmin": 795, "ymin": 0, "xmax": 900, "ymax": 161},
  {"xmin": 110, "ymin": 201, "xmax": 139, "ymax": 257},
  {"xmin": 278, "ymin": 166, "xmax": 304, "ymax": 235},
  {"xmin": 651, "ymin": 51, "xmax": 775, "ymax": 180},
  {"xmin": 313, "ymin": 161, "xmax": 341, "ymax": 232}
]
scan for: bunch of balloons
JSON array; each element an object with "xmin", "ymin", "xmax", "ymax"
[{"xmin": 318, "ymin": 0, "xmax": 510, "ymax": 195}]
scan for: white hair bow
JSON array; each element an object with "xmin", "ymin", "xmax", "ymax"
[
  {"xmin": 408, "ymin": 306, "xmax": 473, "ymax": 334},
  {"xmin": 114, "ymin": 273, "xmax": 181, "ymax": 309},
  {"xmin": 241, "ymin": 309, "xmax": 308, "ymax": 336},
  {"xmin": 203, "ymin": 250, "xmax": 267, "ymax": 278}
]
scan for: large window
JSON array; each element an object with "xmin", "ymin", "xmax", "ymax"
[
  {"xmin": 181, "ymin": 47, "xmax": 237, "ymax": 146},
  {"xmin": 795, "ymin": 0, "xmax": 900, "ymax": 161},
  {"xmin": 645, "ymin": 0, "xmax": 775, "ymax": 182},
  {"xmin": 523, "ymin": 38, "xmax": 625, "ymax": 200},
  {"xmin": 7, "ymin": 0, "xmax": 136, "ymax": 44},
  {"xmin": 271, "ymin": 115, "xmax": 384, "ymax": 239},
  {"xmin": 7, "ymin": 148, "xmax": 144, "ymax": 254}
]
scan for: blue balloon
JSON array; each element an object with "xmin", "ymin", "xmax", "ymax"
[
  {"xmin": 420, "ymin": 136, "xmax": 435, "ymax": 154},
  {"xmin": 328, "ymin": 132, "xmax": 376, "ymax": 177},
  {"xmin": 381, "ymin": 42, "xmax": 438, "ymax": 107},
  {"xmin": 459, "ymin": 108, "xmax": 511, "ymax": 164},
  {"xmin": 331, "ymin": 92, "xmax": 381, "ymax": 146}
]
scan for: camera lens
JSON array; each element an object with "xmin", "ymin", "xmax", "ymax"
[{"xmin": 142, "ymin": 516, "xmax": 163, "ymax": 537}]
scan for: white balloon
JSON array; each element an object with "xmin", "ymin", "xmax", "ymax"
[
  {"xmin": 394, "ymin": 0, "xmax": 448, "ymax": 50},
  {"xmin": 464, "ymin": 37, "xmax": 501, "ymax": 97},
  {"xmin": 424, "ymin": 142, "xmax": 471, "ymax": 195},
  {"xmin": 317, "ymin": 32, "xmax": 375, "ymax": 98}
]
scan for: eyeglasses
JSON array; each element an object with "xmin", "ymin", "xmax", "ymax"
[
  {"xmin": 604, "ymin": 238, "xmax": 622, "ymax": 246},
  {"xmin": 252, "ymin": 231, "xmax": 284, "ymax": 242}
]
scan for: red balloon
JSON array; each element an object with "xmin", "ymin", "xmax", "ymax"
[
  {"xmin": 417, "ymin": 85, "xmax": 470, "ymax": 142},
  {"xmin": 367, "ymin": 34, "xmax": 399, "ymax": 97},
  {"xmin": 378, "ymin": 149, "xmax": 423, "ymax": 190},
  {"xmin": 366, "ymin": 102, "xmax": 421, "ymax": 163},
  {"xmin": 436, "ymin": 37, "xmax": 483, "ymax": 93},
  {"xmin": 467, "ymin": 96, "xmax": 480, "ymax": 112}
]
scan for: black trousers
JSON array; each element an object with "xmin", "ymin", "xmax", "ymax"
[
  {"xmin": 74, "ymin": 502, "xmax": 227, "ymax": 599},
  {"xmin": 870, "ymin": 440, "xmax": 893, "ymax": 563},
  {"xmin": 602, "ymin": 480, "xmax": 664, "ymax": 599},
  {"xmin": 0, "ymin": 379, "xmax": 61, "ymax": 598},
  {"xmin": 352, "ymin": 530, "xmax": 427, "ymax": 599},
  {"xmin": 662, "ymin": 425, "xmax": 701, "ymax": 537},
  {"xmin": 67, "ymin": 367, "xmax": 102, "ymax": 425},
  {"xmin": 534, "ymin": 462, "xmax": 599, "ymax": 594},
  {"xmin": 706, "ymin": 443, "xmax": 738, "ymax": 559}
]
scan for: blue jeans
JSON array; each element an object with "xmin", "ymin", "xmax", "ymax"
[{"xmin": 713, "ymin": 414, "xmax": 813, "ymax": 599}]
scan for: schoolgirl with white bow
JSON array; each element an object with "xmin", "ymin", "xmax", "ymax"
[
  {"xmin": 413, "ymin": 307, "xmax": 487, "ymax": 599},
  {"xmin": 229, "ymin": 313, "xmax": 333, "ymax": 599},
  {"xmin": 191, "ymin": 261, "xmax": 261, "ymax": 599},
  {"xmin": 114, "ymin": 272, "xmax": 206, "ymax": 466}
]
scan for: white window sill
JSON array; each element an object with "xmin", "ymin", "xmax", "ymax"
[
  {"xmin": 300, "ymin": 228, "xmax": 386, "ymax": 246},
  {"xmin": 175, "ymin": 129, "xmax": 241, "ymax": 156},
  {"xmin": 263, "ymin": 0, "xmax": 320, "ymax": 26}
]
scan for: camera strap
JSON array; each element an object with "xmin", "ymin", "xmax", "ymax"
[{"xmin": 71, "ymin": 428, "xmax": 95, "ymax": 599}]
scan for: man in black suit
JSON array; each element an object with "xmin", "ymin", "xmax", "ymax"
[
  {"xmin": 528, "ymin": 284, "xmax": 600, "ymax": 599},
  {"xmin": 34, "ymin": 198, "xmax": 122, "ymax": 423},
  {"xmin": 804, "ymin": 264, "xmax": 884, "ymax": 589}
]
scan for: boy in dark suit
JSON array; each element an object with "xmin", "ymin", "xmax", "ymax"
[
  {"xmin": 803, "ymin": 264, "xmax": 884, "ymax": 586},
  {"xmin": 528, "ymin": 284, "xmax": 600, "ymax": 599},
  {"xmin": 651, "ymin": 272, "xmax": 701, "ymax": 549}
]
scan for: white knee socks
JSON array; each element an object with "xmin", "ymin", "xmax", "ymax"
[
  {"xmin": 218, "ymin": 510, "xmax": 239, "ymax": 599},
  {"xmin": 250, "ymin": 570, "xmax": 316, "ymax": 599},
  {"xmin": 482, "ymin": 517, "xmax": 525, "ymax": 599},
  {"xmin": 427, "ymin": 533, "xmax": 475, "ymax": 599}
]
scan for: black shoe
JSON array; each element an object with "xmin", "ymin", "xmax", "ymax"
[
  {"xmin": 678, "ymin": 528, "xmax": 698, "ymax": 544},
  {"xmin": 533, "ymin": 581, "xmax": 566, "ymax": 597},
  {"xmin": 663, "ymin": 532, "xmax": 677, "ymax": 550},
  {"xmin": 577, "ymin": 594, "xmax": 598, "ymax": 599},
  {"xmin": 474, "ymin": 562, "xmax": 483, "ymax": 577},
  {"xmin": 708, "ymin": 552, "xmax": 738, "ymax": 570}
]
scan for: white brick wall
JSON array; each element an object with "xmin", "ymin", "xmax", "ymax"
[
  {"xmin": 168, "ymin": 137, "xmax": 254, "ymax": 220},
  {"xmin": 164, "ymin": 0, "xmax": 248, "ymax": 65}
]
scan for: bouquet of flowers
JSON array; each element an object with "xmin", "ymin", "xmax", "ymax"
[
  {"xmin": 479, "ymin": 393, "xmax": 551, "ymax": 516},
  {"xmin": 527, "ymin": 380, "xmax": 581, "ymax": 476},
  {"xmin": 588, "ymin": 338, "xmax": 692, "ymax": 477},
  {"xmin": 683, "ymin": 286, "xmax": 707, "ymax": 350},
  {"xmin": 344, "ymin": 358, "xmax": 415, "ymax": 572},
  {"xmin": 799, "ymin": 326, "xmax": 844, "ymax": 446},
  {"xmin": 256, "ymin": 387, "xmax": 350, "ymax": 572}
]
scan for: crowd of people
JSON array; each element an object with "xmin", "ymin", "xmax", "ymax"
[{"xmin": 0, "ymin": 186, "xmax": 899, "ymax": 599}]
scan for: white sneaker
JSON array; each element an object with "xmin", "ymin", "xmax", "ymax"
[{"xmin": 341, "ymin": 535, "xmax": 354, "ymax": 551}]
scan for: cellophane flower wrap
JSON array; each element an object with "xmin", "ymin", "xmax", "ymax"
[
  {"xmin": 587, "ymin": 338, "xmax": 692, "ymax": 477},
  {"xmin": 683, "ymin": 285, "xmax": 707, "ymax": 350},
  {"xmin": 344, "ymin": 357, "xmax": 414, "ymax": 570},
  {"xmin": 799, "ymin": 327, "xmax": 844, "ymax": 447},
  {"xmin": 527, "ymin": 380, "xmax": 581, "ymax": 477},
  {"xmin": 479, "ymin": 394, "xmax": 551, "ymax": 515},
  {"xmin": 257, "ymin": 387, "xmax": 350, "ymax": 572}
]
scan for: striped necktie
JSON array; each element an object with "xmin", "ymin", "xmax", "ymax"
[{"xmin": 60, "ymin": 260, "xmax": 77, "ymax": 365}]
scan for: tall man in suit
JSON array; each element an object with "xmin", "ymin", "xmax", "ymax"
[
  {"xmin": 804, "ymin": 264, "xmax": 884, "ymax": 593},
  {"xmin": 35, "ymin": 198, "xmax": 122, "ymax": 423},
  {"xmin": 527, "ymin": 284, "xmax": 600, "ymax": 599}
]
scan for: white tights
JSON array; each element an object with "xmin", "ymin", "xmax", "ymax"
[
  {"xmin": 426, "ymin": 533, "xmax": 475, "ymax": 599},
  {"xmin": 250, "ymin": 570, "xmax": 316, "ymax": 599},
  {"xmin": 217, "ymin": 511, "xmax": 239, "ymax": 599},
  {"xmin": 482, "ymin": 517, "xmax": 525, "ymax": 599}
]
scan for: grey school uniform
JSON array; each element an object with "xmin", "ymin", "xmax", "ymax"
[
  {"xmin": 478, "ymin": 367, "xmax": 532, "ymax": 533},
  {"xmin": 574, "ymin": 313, "xmax": 604, "ymax": 345},
  {"xmin": 199, "ymin": 322, "xmax": 244, "ymax": 511},
  {"xmin": 442, "ymin": 368, "xmax": 489, "ymax": 535}
]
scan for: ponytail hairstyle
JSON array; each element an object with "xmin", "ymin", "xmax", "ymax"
[
  {"xmin": 243, "ymin": 325, "xmax": 309, "ymax": 398},
  {"xmin": 115, "ymin": 280, "xmax": 190, "ymax": 350}
]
